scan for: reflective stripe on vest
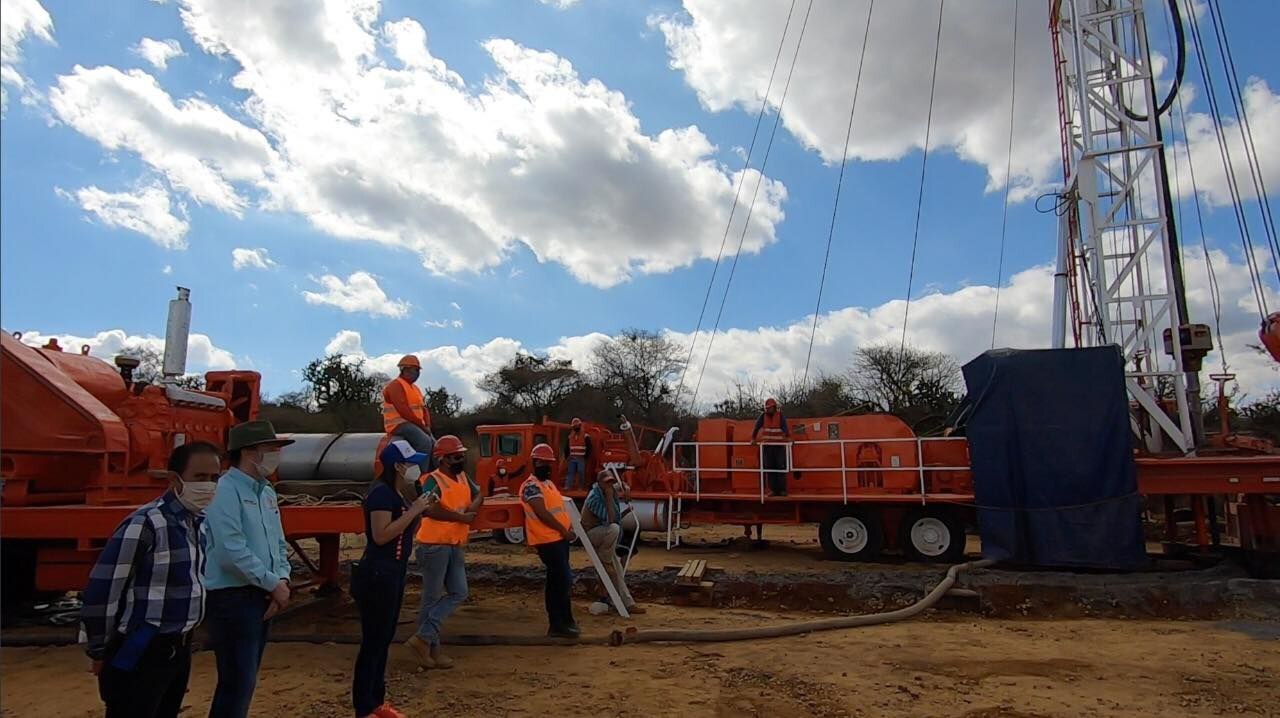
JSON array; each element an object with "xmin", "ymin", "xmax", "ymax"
[
  {"xmin": 520, "ymin": 477, "xmax": 571, "ymax": 546},
  {"xmin": 415, "ymin": 470, "xmax": 472, "ymax": 545},
  {"xmin": 382, "ymin": 377, "xmax": 426, "ymax": 432},
  {"xmin": 759, "ymin": 412, "xmax": 787, "ymax": 441},
  {"xmin": 568, "ymin": 431, "xmax": 587, "ymax": 457}
]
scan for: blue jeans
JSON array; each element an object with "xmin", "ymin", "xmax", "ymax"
[
  {"xmin": 415, "ymin": 544, "xmax": 467, "ymax": 646},
  {"xmin": 535, "ymin": 540, "xmax": 576, "ymax": 630},
  {"xmin": 565, "ymin": 457, "xmax": 586, "ymax": 490},
  {"xmin": 392, "ymin": 423, "xmax": 437, "ymax": 471},
  {"xmin": 352, "ymin": 557, "xmax": 407, "ymax": 717},
  {"xmin": 205, "ymin": 587, "xmax": 272, "ymax": 718}
]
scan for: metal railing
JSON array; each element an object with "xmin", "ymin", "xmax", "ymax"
[{"xmin": 672, "ymin": 437, "xmax": 970, "ymax": 504}]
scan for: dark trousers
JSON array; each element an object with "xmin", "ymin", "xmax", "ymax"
[
  {"xmin": 98, "ymin": 633, "xmax": 192, "ymax": 718},
  {"xmin": 535, "ymin": 540, "xmax": 576, "ymax": 629},
  {"xmin": 206, "ymin": 587, "xmax": 272, "ymax": 718},
  {"xmin": 351, "ymin": 557, "xmax": 407, "ymax": 717},
  {"xmin": 763, "ymin": 444, "xmax": 788, "ymax": 495}
]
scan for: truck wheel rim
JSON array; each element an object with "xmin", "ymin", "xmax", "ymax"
[
  {"xmin": 910, "ymin": 517, "xmax": 950, "ymax": 556},
  {"xmin": 504, "ymin": 527, "xmax": 526, "ymax": 544},
  {"xmin": 831, "ymin": 516, "xmax": 869, "ymax": 554}
]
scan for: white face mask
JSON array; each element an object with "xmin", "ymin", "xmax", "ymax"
[
  {"xmin": 255, "ymin": 450, "xmax": 281, "ymax": 477},
  {"xmin": 403, "ymin": 465, "xmax": 422, "ymax": 485},
  {"xmin": 177, "ymin": 481, "xmax": 217, "ymax": 515}
]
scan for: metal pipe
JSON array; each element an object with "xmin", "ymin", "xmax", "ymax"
[{"xmin": 162, "ymin": 287, "xmax": 191, "ymax": 382}]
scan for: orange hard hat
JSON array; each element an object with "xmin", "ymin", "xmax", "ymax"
[
  {"xmin": 530, "ymin": 443, "xmax": 556, "ymax": 462},
  {"xmin": 432, "ymin": 435, "xmax": 467, "ymax": 457},
  {"xmin": 764, "ymin": 398, "xmax": 778, "ymax": 409},
  {"xmin": 571, "ymin": 418, "xmax": 582, "ymax": 428},
  {"xmin": 398, "ymin": 354, "xmax": 421, "ymax": 369}
]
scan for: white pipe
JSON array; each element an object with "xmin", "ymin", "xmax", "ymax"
[{"xmin": 163, "ymin": 287, "xmax": 192, "ymax": 381}]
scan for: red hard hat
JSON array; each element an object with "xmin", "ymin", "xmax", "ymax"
[
  {"xmin": 764, "ymin": 398, "xmax": 778, "ymax": 409},
  {"xmin": 432, "ymin": 435, "xmax": 467, "ymax": 457},
  {"xmin": 398, "ymin": 354, "xmax": 421, "ymax": 369},
  {"xmin": 530, "ymin": 443, "xmax": 556, "ymax": 462}
]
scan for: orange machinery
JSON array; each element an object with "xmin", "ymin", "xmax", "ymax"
[
  {"xmin": 0, "ymin": 290, "xmax": 522, "ymax": 601},
  {"xmin": 477, "ymin": 415, "xmax": 1279, "ymax": 568}
]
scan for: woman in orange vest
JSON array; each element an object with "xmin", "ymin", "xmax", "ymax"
[
  {"xmin": 381, "ymin": 356, "xmax": 435, "ymax": 464},
  {"xmin": 352, "ymin": 440, "xmax": 435, "ymax": 718},
  {"xmin": 520, "ymin": 443, "xmax": 579, "ymax": 638},
  {"xmin": 404, "ymin": 435, "xmax": 482, "ymax": 669}
]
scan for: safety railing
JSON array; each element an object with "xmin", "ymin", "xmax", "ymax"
[{"xmin": 671, "ymin": 437, "xmax": 970, "ymax": 505}]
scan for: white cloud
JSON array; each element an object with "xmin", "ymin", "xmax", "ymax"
[
  {"xmin": 449, "ymin": 301, "xmax": 461, "ymax": 312},
  {"xmin": 1169, "ymin": 77, "xmax": 1280, "ymax": 208},
  {"xmin": 302, "ymin": 271, "xmax": 410, "ymax": 318},
  {"xmin": 56, "ymin": 183, "xmax": 190, "ymax": 249},
  {"xmin": 425, "ymin": 319, "xmax": 463, "ymax": 329},
  {"xmin": 16, "ymin": 328, "xmax": 236, "ymax": 372},
  {"xmin": 162, "ymin": 264, "xmax": 173, "ymax": 274},
  {"xmin": 130, "ymin": 1, "xmax": 784, "ymax": 288},
  {"xmin": 537, "ymin": 0, "xmax": 579, "ymax": 9},
  {"xmin": 231, "ymin": 247, "xmax": 276, "ymax": 270},
  {"xmin": 132, "ymin": 37, "xmax": 185, "ymax": 70},
  {"xmin": 0, "ymin": 0, "xmax": 54, "ymax": 111},
  {"xmin": 652, "ymin": 0, "xmax": 1059, "ymax": 200},
  {"xmin": 49, "ymin": 65, "xmax": 276, "ymax": 214},
  {"xmin": 321, "ymin": 247, "xmax": 1280, "ymax": 409}
]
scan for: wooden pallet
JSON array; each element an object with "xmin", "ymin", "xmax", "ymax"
[{"xmin": 675, "ymin": 559, "xmax": 708, "ymax": 587}]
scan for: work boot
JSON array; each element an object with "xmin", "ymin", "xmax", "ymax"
[
  {"xmin": 405, "ymin": 635, "xmax": 436, "ymax": 668},
  {"xmin": 429, "ymin": 643, "xmax": 454, "ymax": 669}
]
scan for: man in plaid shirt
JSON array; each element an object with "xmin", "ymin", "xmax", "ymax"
[{"xmin": 80, "ymin": 441, "xmax": 222, "ymax": 718}]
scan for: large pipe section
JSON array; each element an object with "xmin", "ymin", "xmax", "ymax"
[
  {"xmin": 162, "ymin": 287, "xmax": 192, "ymax": 382},
  {"xmin": 277, "ymin": 433, "xmax": 384, "ymax": 482}
]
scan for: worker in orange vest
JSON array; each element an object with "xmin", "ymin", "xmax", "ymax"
[
  {"xmin": 565, "ymin": 418, "xmax": 590, "ymax": 491},
  {"xmin": 520, "ymin": 443, "xmax": 579, "ymax": 638},
  {"xmin": 751, "ymin": 398, "xmax": 791, "ymax": 497},
  {"xmin": 404, "ymin": 435, "xmax": 482, "ymax": 669},
  {"xmin": 382, "ymin": 356, "xmax": 434, "ymax": 463}
]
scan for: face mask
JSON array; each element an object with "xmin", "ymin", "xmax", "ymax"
[
  {"xmin": 403, "ymin": 465, "xmax": 422, "ymax": 485},
  {"xmin": 533, "ymin": 465, "xmax": 552, "ymax": 481},
  {"xmin": 444, "ymin": 457, "xmax": 466, "ymax": 474},
  {"xmin": 255, "ymin": 451, "xmax": 281, "ymax": 477},
  {"xmin": 177, "ymin": 481, "xmax": 217, "ymax": 515}
]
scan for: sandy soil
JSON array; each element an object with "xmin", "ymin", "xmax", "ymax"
[{"xmin": 4, "ymin": 588, "xmax": 1277, "ymax": 718}]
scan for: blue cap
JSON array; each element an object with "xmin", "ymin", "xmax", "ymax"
[{"xmin": 380, "ymin": 439, "xmax": 429, "ymax": 468}]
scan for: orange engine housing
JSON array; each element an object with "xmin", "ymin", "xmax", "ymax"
[{"xmin": 0, "ymin": 332, "xmax": 261, "ymax": 507}]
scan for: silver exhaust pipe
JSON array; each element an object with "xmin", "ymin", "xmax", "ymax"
[{"xmin": 162, "ymin": 287, "xmax": 191, "ymax": 383}]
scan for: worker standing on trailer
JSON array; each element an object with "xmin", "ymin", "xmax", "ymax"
[
  {"xmin": 81, "ymin": 441, "xmax": 222, "ymax": 718},
  {"xmin": 520, "ymin": 443, "xmax": 580, "ymax": 637},
  {"xmin": 382, "ymin": 355, "xmax": 435, "ymax": 464},
  {"xmin": 565, "ymin": 417, "xmax": 590, "ymax": 490},
  {"xmin": 751, "ymin": 398, "xmax": 792, "ymax": 497},
  {"xmin": 351, "ymin": 440, "xmax": 436, "ymax": 718},
  {"xmin": 404, "ymin": 435, "xmax": 482, "ymax": 669},
  {"xmin": 581, "ymin": 468, "xmax": 645, "ymax": 615},
  {"xmin": 203, "ymin": 421, "xmax": 295, "ymax": 718}
]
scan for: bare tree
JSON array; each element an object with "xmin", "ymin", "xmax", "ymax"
[
  {"xmin": 709, "ymin": 377, "xmax": 768, "ymax": 419},
  {"xmin": 119, "ymin": 346, "xmax": 206, "ymax": 390},
  {"xmin": 846, "ymin": 344, "xmax": 962, "ymax": 429},
  {"xmin": 588, "ymin": 329, "xmax": 686, "ymax": 424},
  {"xmin": 478, "ymin": 353, "xmax": 582, "ymax": 421}
]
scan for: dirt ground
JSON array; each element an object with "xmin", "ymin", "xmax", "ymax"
[{"xmin": 4, "ymin": 590, "xmax": 1278, "ymax": 717}]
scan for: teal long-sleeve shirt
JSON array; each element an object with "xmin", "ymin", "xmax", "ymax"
[{"xmin": 203, "ymin": 467, "xmax": 291, "ymax": 591}]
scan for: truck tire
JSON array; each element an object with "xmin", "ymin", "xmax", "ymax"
[
  {"xmin": 899, "ymin": 507, "xmax": 966, "ymax": 563},
  {"xmin": 492, "ymin": 527, "xmax": 526, "ymax": 545},
  {"xmin": 819, "ymin": 507, "xmax": 884, "ymax": 561}
]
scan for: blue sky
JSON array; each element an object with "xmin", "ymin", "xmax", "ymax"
[{"xmin": 2, "ymin": 0, "xmax": 1277, "ymax": 404}]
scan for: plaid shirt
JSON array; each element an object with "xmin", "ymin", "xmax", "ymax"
[{"xmin": 79, "ymin": 491, "xmax": 206, "ymax": 659}]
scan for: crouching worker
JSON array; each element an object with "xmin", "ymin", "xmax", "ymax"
[
  {"xmin": 81, "ymin": 441, "xmax": 222, "ymax": 718},
  {"xmin": 405, "ymin": 435, "xmax": 482, "ymax": 669},
  {"xmin": 520, "ymin": 443, "xmax": 579, "ymax": 637},
  {"xmin": 582, "ymin": 469, "xmax": 644, "ymax": 615},
  {"xmin": 352, "ymin": 440, "xmax": 436, "ymax": 718}
]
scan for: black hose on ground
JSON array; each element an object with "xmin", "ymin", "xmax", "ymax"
[{"xmin": 609, "ymin": 558, "xmax": 996, "ymax": 646}]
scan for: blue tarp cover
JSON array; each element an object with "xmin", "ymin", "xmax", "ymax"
[{"xmin": 961, "ymin": 346, "xmax": 1147, "ymax": 570}]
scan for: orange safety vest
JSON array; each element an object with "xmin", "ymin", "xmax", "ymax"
[
  {"xmin": 520, "ymin": 476, "xmax": 571, "ymax": 546},
  {"xmin": 415, "ymin": 470, "xmax": 473, "ymax": 545},
  {"xmin": 382, "ymin": 377, "xmax": 427, "ymax": 433},
  {"xmin": 568, "ymin": 431, "xmax": 587, "ymax": 457},
  {"xmin": 758, "ymin": 411, "xmax": 788, "ymax": 442}
]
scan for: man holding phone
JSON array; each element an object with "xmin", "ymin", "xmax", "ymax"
[{"xmin": 80, "ymin": 441, "xmax": 223, "ymax": 718}]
